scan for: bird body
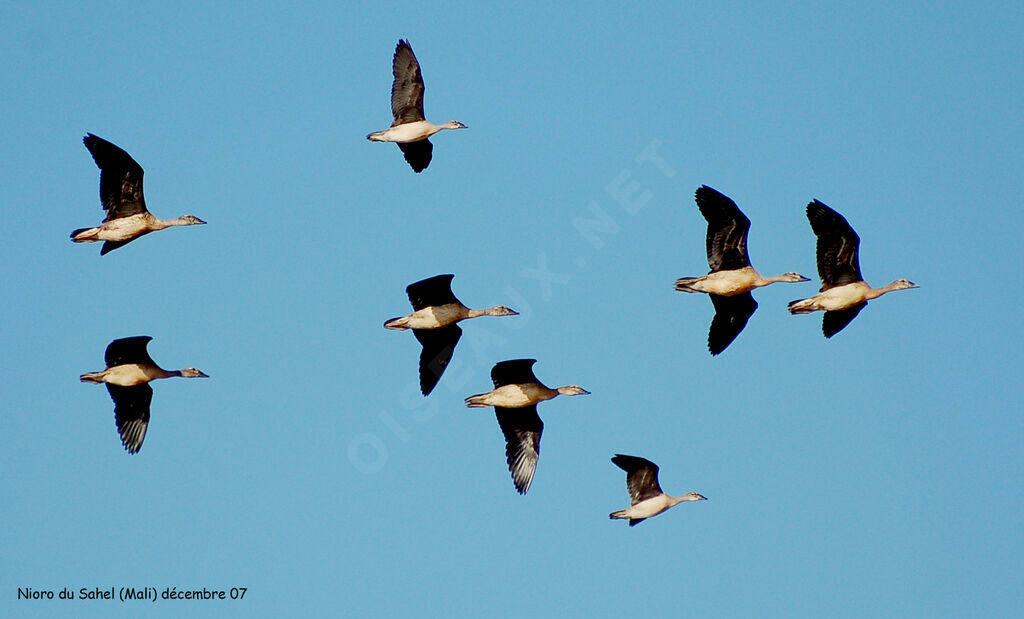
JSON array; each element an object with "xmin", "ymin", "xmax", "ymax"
[
  {"xmin": 72, "ymin": 134, "xmax": 205, "ymax": 254},
  {"xmin": 464, "ymin": 382, "xmax": 564, "ymax": 408},
  {"xmin": 609, "ymin": 454, "xmax": 706, "ymax": 526},
  {"xmin": 675, "ymin": 265, "xmax": 806, "ymax": 296},
  {"xmin": 367, "ymin": 119, "xmax": 465, "ymax": 144},
  {"xmin": 367, "ymin": 40, "xmax": 466, "ymax": 172},
  {"xmin": 676, "ymin": 186, "xmax": 809, "ymax": 354},
  {"xmin": 466, "ymin": 359, "xmax": 589, "ymax": 494},
  {"xmin": 789, "ymin": 200, "xmax": 918, "ymax": 337},
  {"xmin": 610, "ymin": 493, "xmax": 697, "ymax": 522},
  {"xmin": 385, "ymin": 302, "xmax": 515, "ymax": 331},
  {"xmin": 80, "ymin": 336, "xmax": 207, "ymax": 453},
  {"xmin": 80, "ymin": 362, "xmax": 180, "ymax": 387},
  {"xmin": 71, "ymin": 212, "xmax": 204, "ymax": 245},
  {"xmin": 386, "ymin": 275, "xmax": 517, "ymax": 395},
  {"xmin": 788, "ymin": 280, "xmax": 911, "ymax": 313}
]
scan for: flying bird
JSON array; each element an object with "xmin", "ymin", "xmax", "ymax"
[
  {"xmin": 80, "ymin": 336, "xmax": 208, "ymax": 453},
  {"xmin": 71, "ymin": 134, "xmax": 206, "ymax": 255},
  {"xmin": 609, "ymin": 454, "xmax": 707, "ymax": 526},
  {"xmin": 366, "ymin": 39, "xmax": 467, "ymax": 172},
  {"xmin": 465, "ymin": 359, "xmax": 589, "ymax": 494},
  {"xmin": 789, "ymin": 200, "xmax": 918, "ymax": 337},
  {"xmin": 675, "ymin": 186, "xmax": 810, "ymax": 354},
  {"xmin": 385, "ymin": 274, "xmax": 518, "ymax": 395}
]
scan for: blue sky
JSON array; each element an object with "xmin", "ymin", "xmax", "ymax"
[{"xmin": 2, "ymin": 1, "xmax": 1022, "ymax": 617}]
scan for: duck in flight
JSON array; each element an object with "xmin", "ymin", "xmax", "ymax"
[
  {"xmin": 385, "ymin": 274, "xmax": 518, "ymax": 395},
  {"xmin": 80, "ymin": 336, "xmax": 208, "ymax": 453},
  {"xmin": 675, "ymin": 186, "xmax": 810, "ymax": 354},
  {"xmin": 466, "ymin": 359, "xmax": 589, "ymax": 494},
  {"xmin": 609, "ymin": 454, "xmax": 707, "ymax": 526},
  {"xmin": 367, "ymin": 39, "xmax": 467, "ymax": 172},
  {"xmin": 789, "ymin": 200, "xmax": 918, "ymax": 337},
  {"xmin": 71, "ymin": 134, "xmax": 206, "ymax": 255}
]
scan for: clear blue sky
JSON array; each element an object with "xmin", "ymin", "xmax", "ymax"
[{"xmin": 2, "ymin": 1, "xmax": 1022, "ymax": 617}]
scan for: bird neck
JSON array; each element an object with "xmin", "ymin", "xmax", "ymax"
[
  {"xmin": 866, "ymin": 281, "xmax": 903, "ymax": 300},
  {"xmin": 467, "ymin": 306, "xmax": 504, "ymax": 318}
]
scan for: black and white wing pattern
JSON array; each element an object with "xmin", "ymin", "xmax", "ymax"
[
  {"xmin": 495, "ymin": 406, "xmax": 543, "ymax": 494},
  {"xmin": 108, "ymin": 383, "xmax": 153, "ymax": 454}
]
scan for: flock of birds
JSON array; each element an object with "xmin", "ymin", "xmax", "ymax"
[{"xmin": 73, "ymin": 40, "xmax": 917, "ymax": 526}]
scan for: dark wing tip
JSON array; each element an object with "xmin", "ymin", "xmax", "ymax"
[
  {"xmin": 398, "ymin": 139, "xmax": 432, "ymax": 173},
  {"xmin": 822, "ymin": 303, "xmax": 867, "ymax": 338},
  {"xmin": 413, "ymin": 324, "xmax": 462, "ymax": 396},
  {"xmin": 806, "ymin": 199, "xmax": 854, "ymax": 233},
  {"xmin": 611, "ymin": 454, "xmax": 656, "ymax": 472},
  {"xmin": 707, "ymin": 293, "xmax": 758, "ymax": 356}
]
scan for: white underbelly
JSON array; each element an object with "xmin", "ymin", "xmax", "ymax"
[
  {"xmin": 815, "ymin": 283, "xmax": 870, "ymax": 310},
  {"xmin": 403, "ymin": 304, "xmax": 464, "ymax": 329},
  {"xmin": 377, "ymin": 121, "xmax": 436, "ymax": 143},
  {"xmin": 98, "ymin": 214, "xmax": 151, "ymax": 242},
  {"xmin": 102, "ymin": 364, "xmax": 162, "ymax": 386},
  {"xmin": 624, "ymin": 495, "xmax": 672, "ymax": 519},
  {"xmin": 480, "ymin": 384, "xmax": 553, "ymax": 408}
]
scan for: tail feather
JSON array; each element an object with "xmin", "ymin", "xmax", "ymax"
[
  {"xmin": 788, "ymin": 298, "xmax": 813, "ymax": 314},
  {"xmin": 384, "ymin": 316, "xmax": 409, "ymax": 330},
  {"xmin": 464, "ymin": 393, "xmax": 489, "ymax": 407},
  {"xmin": 674, "ymin": 277, "xmax": 700, "ymax": 292},
  {"xmin": 70, "ymin": 227, "xmax": 97, "ymax": 241},
  {"xmin": 610, "ymin": 510, "xmax": 646, "ymax": 526}
]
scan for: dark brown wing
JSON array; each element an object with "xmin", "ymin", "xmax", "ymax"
[
  {"xmin": 496, "ymin": 406, "xmax": 543, "ymax": 494},
  {"xmin": 108, "ymin": 383, "xmax": 153, "ymax": 454},
  {"xmin": 490, "ymin": 359, "xmax": 540, "ymax": 388},
  {"xmin": 405, "ymin": 274, "xmax": 458, "ymax": 310},
  {"xmin": 612, "ymin": 454, "xmax": 664, "ymax": 505},
  {"xmin": 391, "ymin": 39, "xmax": 426, "ymax": 125},
  {"xmin": 83, "ymin": 134, "xmax": 148, "ymax": 221},
  {"xmin": 412, "ymin": 324, "xmax": 462, "ymax": 396},
  {"xmin": 807, "ymin": 200, "xmax": 862, "ymax": 289},
  {"xmin": 707, "ymin": 292, "xmax": 758, "ymax": 355},
  {"xmin": 397, "ymin": 139, "xmax": 432, "ymax": 173},
  {"xmin": 104, "ymin": 336, "xmax": 155, "ymax": 368},
  {"xmin": 695, "ymin": 185, "xmax": 752, "ymax": 271},
  {"xmin": 823, "ymin": 302, "xmax": 867, "ymax": 338}
]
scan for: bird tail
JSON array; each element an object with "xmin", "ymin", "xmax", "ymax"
[
  {"xmin": 464, "ymin": 393, "xmax": 489, "ymax": 408},
  {"xmin": 79, "ymin": 372, "xmax": 104, "ymax": 384},
  {"xmin": 70, "ymin": 227, "xmax": 99, "ymax": 242},
  {"xmin": 788, "ymin": 298, "xmax": 814, "ymax": 314},
  {"xmin": 383, "ymin": 316, "xmax": 409, "ymax": 330},
  {"xmin": 609, "ymin": 510, "xmax": 628, "ymax": 520},
  {"xmin": 674, "ymin": 277, "xmax": 700, "ymax": 292}
]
